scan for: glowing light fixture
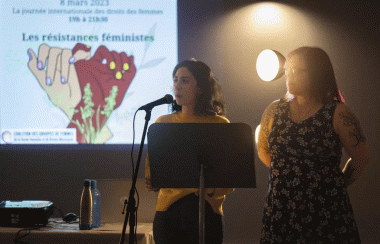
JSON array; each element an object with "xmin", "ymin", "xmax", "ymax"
[
  {"xmin": 256, "ymin": 49, "xmax": 285, "ymax": 82},
  {"xmin": 255, "ymin": 125, "xmax": 260, "ymax": 147},
  {"xmin": 255, "ymin": 5, "xmax": 281, "ymax": 26}
]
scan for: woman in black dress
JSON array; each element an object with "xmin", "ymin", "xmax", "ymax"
[{"xmin": 257, "ymin": 46, "xmax": 370, "ymax": 243}]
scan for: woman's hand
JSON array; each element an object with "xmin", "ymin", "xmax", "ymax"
[{"xmin": 27, "ymin": 44, "xmax": 90, "ymax": 120}]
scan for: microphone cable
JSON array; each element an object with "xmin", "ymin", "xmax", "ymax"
[
  {"xmin": 129, "ymin": 108, "xmax": 141, "ymax": 244},
  {"xmin": 130, "ymin": 109, "xmax": 139, "ymax": 178}
]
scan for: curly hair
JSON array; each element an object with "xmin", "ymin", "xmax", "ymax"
[{"xmin": 171, "ymin": 60, "xmax": 226, "ymax": 116}]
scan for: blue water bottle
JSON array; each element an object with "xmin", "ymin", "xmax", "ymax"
[{"xmin": 91, "ymin": 180, "xmax": 101, "ymax": 228}]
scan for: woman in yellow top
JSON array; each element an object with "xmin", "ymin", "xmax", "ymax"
[{"xmin": 145, "ymin": 59, "xmax": 234, "ymax": 244}]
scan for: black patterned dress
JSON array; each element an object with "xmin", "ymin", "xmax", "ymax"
[{"xmin": 260, "ymin": 99, "xmax": 361, "ymax": 244}]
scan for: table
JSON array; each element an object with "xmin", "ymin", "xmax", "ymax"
[{"xmin": 0, "ymin": 219, "xmax": 154, "ymax": 244}]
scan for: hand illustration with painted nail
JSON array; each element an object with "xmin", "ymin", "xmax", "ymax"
[
  {"xmin": 67, "ymin": 44, "xmax": 136, "ymax": 144},
  {"xmin": 27, "ymin": 43, "xmax": 91, "ymax": 120}
]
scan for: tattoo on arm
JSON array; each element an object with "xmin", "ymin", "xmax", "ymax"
[
  {"xmin": 259, "ymin": 103, "xmax": 277, "ymax": 153},
  {"xmin": 338, "ymin": 110, "xmax": 366, "ymax": 146}
]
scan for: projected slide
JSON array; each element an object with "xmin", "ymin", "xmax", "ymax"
[{"xmin": 0, "ymin": 0, "xmax": 177, "ymax": 144}]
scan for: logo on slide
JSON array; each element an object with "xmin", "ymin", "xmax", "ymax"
[{"xmin": 2, "ymin": 131, "xmax": 13, "ymax": 144}]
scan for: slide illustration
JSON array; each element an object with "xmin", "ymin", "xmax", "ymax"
[{"xmin": 28, "ymin": 43, "xmax": 136, "ymax": 144}]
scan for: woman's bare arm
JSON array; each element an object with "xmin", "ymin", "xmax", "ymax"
[{"xmin": 333, "ymin": 103, "xmax": 370, "ymax": 186}]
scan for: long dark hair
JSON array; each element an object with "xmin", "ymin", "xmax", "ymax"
[
  {"xmin": 286, "ymin": 46, "xmax": 345, "ymax": 103},
  {"xmin": 171, "ymin": 60, "xmax": 226, "ymax": 116}
]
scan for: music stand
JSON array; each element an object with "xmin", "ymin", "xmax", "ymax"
[{"xmin": 147, "ymin": 123, "xmax": 256, "ymax": 244}]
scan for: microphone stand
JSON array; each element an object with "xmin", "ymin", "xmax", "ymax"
[{"xmin": 120, "ymin": 109, "xmax": 152, "ymax": 244}]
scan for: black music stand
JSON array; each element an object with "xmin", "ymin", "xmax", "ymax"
[{"xmin": 147, "ymin": 123, "xmax": 256, "ymax": 244}]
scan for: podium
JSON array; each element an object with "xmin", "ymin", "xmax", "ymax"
[{"xmin": 147, "ymin": 123, "xmax": 256, "ymax": 244}]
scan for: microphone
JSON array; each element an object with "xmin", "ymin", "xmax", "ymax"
[{"xmin": 138, "ymin": 94, "xmax": 174, "ymax": 110}]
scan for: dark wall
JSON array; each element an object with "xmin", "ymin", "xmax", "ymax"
[{"xmin": 0, "ymin": 145, "xmax": 147, "ymax": 219}]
